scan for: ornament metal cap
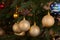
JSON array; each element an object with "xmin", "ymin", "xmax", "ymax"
[
  {"xmin": 23, "ymin": 17, "xmax": 25, "ymax": 20},
  {"xmin": 48, "ymin": 11, "xmax": 50, "ymax": 15},
  {"xmin": 34, "ymin": 22, "xmax": 37, "ymax": 26}
]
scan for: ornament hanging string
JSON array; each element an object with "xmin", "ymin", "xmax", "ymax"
[
  {"xmin": 15, "ymin": 0, "xmax": 18, "ymax": 14},
  {"xmin": 16, "ymin": 5, "xmax": 18, "ymax": 14}
]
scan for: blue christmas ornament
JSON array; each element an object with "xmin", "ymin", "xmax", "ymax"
[{"xmin": 50, "ymin": 2, "xmax": 60, "ymax": 16}]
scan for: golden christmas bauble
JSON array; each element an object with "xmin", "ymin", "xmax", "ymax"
[
  {"xmin": 18, "ymin": 18, "xmax": 30, "ymax": 31},
  {"xmin": 29, "ymin": 22, "xmax": 40, "ymax": 37},
  {"xmin": 13, "ymin": 13, "xmax": 19, "ymax": 18},
  {"xmin": 42, "ymin": 12, "xmax": 55, "ymax": 27},
  {"xmin": 14, "ymin": 32, "xmax": 25, "ymax": 36},
  {"xmin": 12, "ymin": 23, "xmax": 21, "ymax": 33}
]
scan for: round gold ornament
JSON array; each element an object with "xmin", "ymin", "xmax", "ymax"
[
  {"xmin": 29, "ymin": 22, "xmax": 40, "ymax": 37},
  {"xmin": 13, "ymin": 12, "xmax": 19, "ymax": 18},
  {"xmin": 18, "ymin": 18, "xmax": 30, "ymax": 31},
  {"xmin": 14, "ymin": 32, "xmax": 25, "ymax": 36},
  {"xmin": 42, "ymin": 12, "xmax": 55, "ymax": 27},
  {"xmin": 12, "ymin": 23, "xmax": 21, "ymax": 33}
]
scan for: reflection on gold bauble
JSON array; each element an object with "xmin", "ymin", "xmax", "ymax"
[
  {"xmin": 29, "ymin": 22, "xmax": 40, "ymax": 37},
  {"xmin": 14, "ymin": 32, "xmax": 25, "ymax": 36},
  {"xmin": 13, "ymin": 23, "xmax": 21, "ymax": 33},
  {"xmin": 18, "ymin": 18, "xmax": 30, "ymax": 31},
  {"xmin": 0, "ymin": 28, "xmax": 5, "ymax": 36},
  {"xmin": 13, "ymin": 13, "xmax": 19, "ymax": 18},
  {"xmin": 42, "ymin": 12, "xmax": 55, "ymax": 27}
]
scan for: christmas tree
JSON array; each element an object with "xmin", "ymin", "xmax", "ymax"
[{"xmin": 0, "ymin": 0, "xmax": 60, "ymax": 40}]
